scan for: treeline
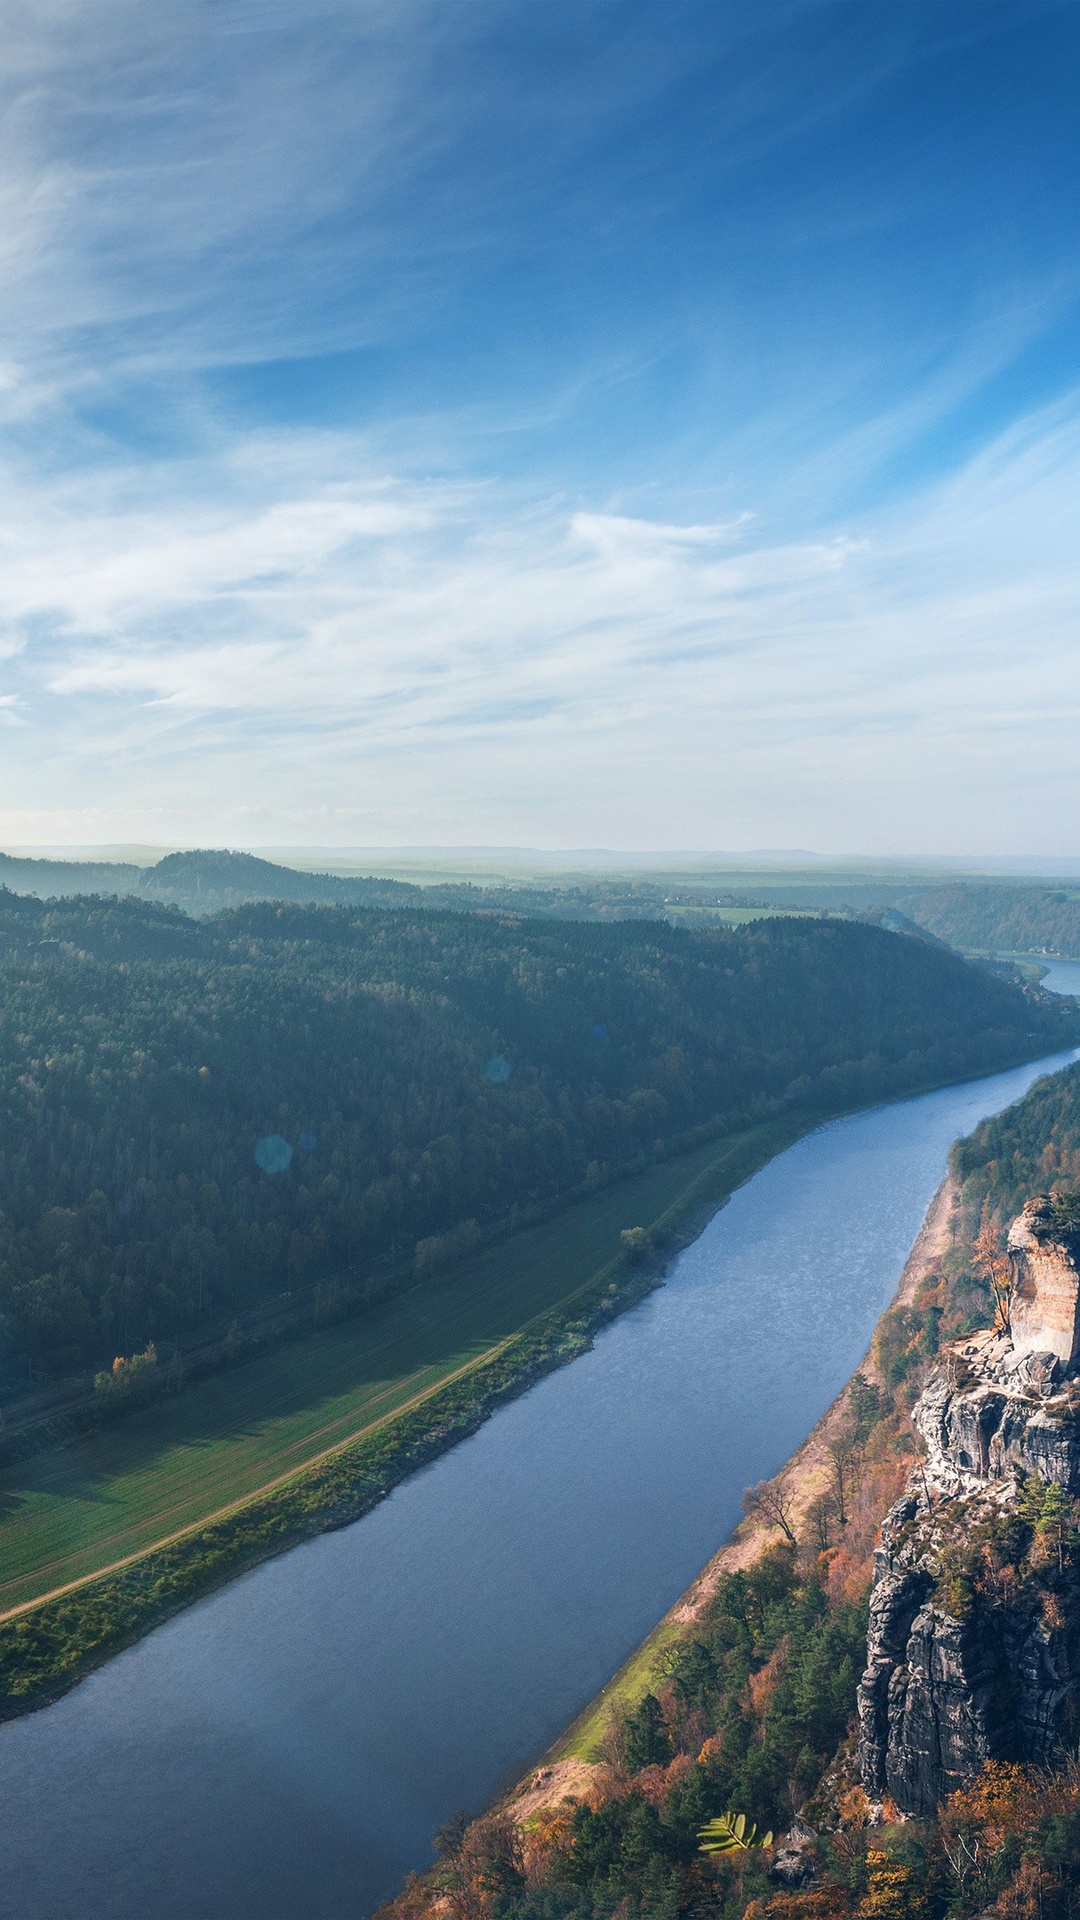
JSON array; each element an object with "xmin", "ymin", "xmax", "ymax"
[
  {"xmin": 0, "ymin": 889, "xmax": 1072, "ymax": 1387},
  {"xmin": 425, "ymin": 1594, "xmax": 1080, "ymax": 1920}
]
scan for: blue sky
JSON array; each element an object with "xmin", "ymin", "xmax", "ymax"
[{"xmin": 0, "ymin": 0, "xmax": 1079, "ymax": 854}]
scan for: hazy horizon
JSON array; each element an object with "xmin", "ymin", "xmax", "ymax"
[{"xmin": 7, "ymin": 842, "xmax": 1080, "ymax": 885}]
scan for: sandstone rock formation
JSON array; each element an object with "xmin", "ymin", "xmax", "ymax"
[
  {"xmin": 857, "ymin": 1200, "xmax": 1080, "ymax": 1817},
  {"xmin": 1009, "ymin": 1195, "xmax": 1080, "ymax": 1367}
]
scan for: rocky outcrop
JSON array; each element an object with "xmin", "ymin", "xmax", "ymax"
[
  {"xmin": 913, "ymin": 1335, "xmax": 1080, "ymax": 1491},
  {"xmin": 858, "ymin": 1250, "xmax": 1080, "ymax": 1817},
  {"xmin": 1009, "ymin": 1196, "xmax": 1080, "ymax": 1368},
  {"xmin": 768, "ymin": 1822, "xmax": 818, "ymax": 1888},
  {"xmin": 859, "ymin": 1484, "xmax": 1074, "ymax": 1814}
]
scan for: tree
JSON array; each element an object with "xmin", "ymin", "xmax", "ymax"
[
  {"xmin": 615, "ymin": 1692, "xmax": 671, "ymax": 1773},
  {"xmin": 857, "ymin": 1847, "xmax": 928, "ymax": 1919},
  {"xmin": 827, "ymin": 1429, "xmax": 860, "ymax": 1528},
  {"xmin": 974, "ymin": 1218, "xmax": 1014, "ymax": 1337},
  {"xmin": 744, "ymin": 1478, "xmax": 798, "ymax": 1546},
  {"xmin": 432, "ymin": 1814, "xmax": 524, "ymax": 1920},
  {"xmin": 806, "ymin": 1491, "xmax": 836, "ymax": 1553},
  {"xmin": 849, "ymin": 1372, "xmax": 883, "ymax": 1442},
  {"xmin": 620, "ymin": 1227, "xmax": 652, "ymax": 1265},
  {"xmin": 1020, "ymin": 1473, "xmax": 1075, "ymax": 1573},
  {"xmin": 1040, "ymin": 1479, "xmax": 1073, "ymax": 1573}
]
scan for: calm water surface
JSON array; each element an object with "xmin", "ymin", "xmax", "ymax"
[
  {"xmin": 1, "ymin": 1045, "xmax": 1078, "ymax": 1920},
  {"xmin": 1036, "ymin": 957, "xmax": 1080, "ymax": 996}
]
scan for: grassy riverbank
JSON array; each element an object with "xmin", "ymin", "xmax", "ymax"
[{"xmin": 0, "ymin": 1112, "xmax": 813, "ymax": 1716}]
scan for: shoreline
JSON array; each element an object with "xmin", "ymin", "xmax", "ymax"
[
  {"xmin": 505, "ymin": 1171, "xmax": 960, "ymax": 1823},
  {"xmin": 0, "ymin": 1036, "xmax": 1055, "ymax": 1727},
  {"xmin": 0, "ymin": 1112, "xmax": 816, "ymax": 1723}
]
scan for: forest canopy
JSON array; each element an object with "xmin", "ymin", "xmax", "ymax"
[{"xmin": 0, "ymin": 889, "xmax": 1073, "ymax": 1386}]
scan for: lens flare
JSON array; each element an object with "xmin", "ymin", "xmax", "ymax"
[{"xmin": 254, "ymin": 1134, "xmax": 293, "ymax": 1174}]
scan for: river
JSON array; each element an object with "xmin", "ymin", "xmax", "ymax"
[
  {"xmin": 0, "ymin": 1040, "xmax": 1078, "ymax": 1919},
  {"xmin": 1034, "ymin": 957, "xmax": 1080, "ymax": 997}
]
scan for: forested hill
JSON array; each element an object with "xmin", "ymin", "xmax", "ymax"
[
  {"xmin": 7, "ymin": 849, "xmax": 1080, "ymax": 957},
  {"xmin": 0, "ymin": 848, "xmax": 429, "ymax": 916},
  {"xmin": 894, "ymin": 882, "xmax": 1080, "ymax": 958},
  {"xmin": 0, "ymin": 890, "xmax": 1073, "ymax": 1388},
  {"xmin": 0, "ymin": 845, "xmax": 711, "ymax": 922}
]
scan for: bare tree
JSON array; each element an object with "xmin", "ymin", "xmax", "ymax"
[
  {"xmin": 827, "ymin": 1431, "xmax": 860, "ymax": 1527},
  {"xmin": 941, "ymin": 1829, "xmax": 981, "ymax": 1903},
  {"xmin": 743, "ymin": 1478, "xmax": 797, "ymax": 1545}
]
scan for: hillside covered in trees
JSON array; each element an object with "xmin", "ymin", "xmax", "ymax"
[
  {"xmin": 894, "ymin": 883, "xmax": 1080, "ymax": 959},
  {"xmin": 0, "ymin": 892, "xmax": 1072, "ymax": 1390},
  {"xmin": 0, "ymin": 848, "xmax": 435, "ymax": 916}
]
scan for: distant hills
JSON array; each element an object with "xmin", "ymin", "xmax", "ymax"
[
  {"xmin": 2, "ymin": 847, "xmax": 1080, "ymax": 958},
  {"xmin": 137, "ymin": 848, "xmax": 425, "ymax": 912},
  {"xmin": 0, "ymin": 851, "xmax": 145, "ymax": 897},
  {"xmin": 0, "ymin": 847, "xmax": 437, "ymax": 916},
  {"xmin": 0, "ymin": 847, "xmax": 773, "ymax": 923}
]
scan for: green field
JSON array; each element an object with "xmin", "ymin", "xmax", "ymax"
[{"xmin": 0, "ymin": 1119, "xmax": 798, "ymax": 1616}]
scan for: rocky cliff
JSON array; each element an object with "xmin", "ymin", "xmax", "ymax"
[
  {"xmin": 1009, "ymin": 1194, "xmax": 1080, "ymax": 1367},
  {"xmin": 858, "ymin": 1199, "xmax": 1080, "ymax": 1817}
]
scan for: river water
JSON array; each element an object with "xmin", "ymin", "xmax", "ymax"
[
  {"xmin": 1035, "ymin": 957, "xmax": 1080, "ymax": 997},
  {"xmin": 1, "ymin": 1040, "xmax": 1078, "ymax": 1920}
]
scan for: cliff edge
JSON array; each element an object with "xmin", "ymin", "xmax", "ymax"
[{"xmin": 858, "ymin": 1195, "xmax": 1080, "ymax": 1816}]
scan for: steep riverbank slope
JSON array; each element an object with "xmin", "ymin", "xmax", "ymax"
[{"xmin": 859, "ymin": 1194, "xmax": 1080, "ymax": 1816}]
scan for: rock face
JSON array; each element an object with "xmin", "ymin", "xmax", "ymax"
[
  {"xmin": 857, "ymin": 1213, "xmax": 1080, "ymax": 1817},
  {"xmin": 1009, "ymin": 1197, "xmax": 1080, "ymax": 1368}
]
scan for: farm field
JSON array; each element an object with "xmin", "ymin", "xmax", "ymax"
[{"xmin": 0, "ymin": 1118, "xmax": 794, "ymax": 1616}]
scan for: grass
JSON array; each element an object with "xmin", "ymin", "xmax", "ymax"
[
  {"xmin": 0, "ymin": 1117, "xmax": 802, "ymax": 1618},
  {"xmin": 557, "ymin": 1615, "xmax": 688, "ymax": 1764},
  {"xmin": 0, "ymin": 1116, "xmax": 815, "ymax": 1719}
]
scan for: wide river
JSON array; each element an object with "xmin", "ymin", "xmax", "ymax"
[{"xmin": 2, "ymin": 1017, "xmax": 1079, "ymax": 1918}]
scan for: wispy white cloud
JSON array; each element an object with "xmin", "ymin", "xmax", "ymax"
[{"xmin": 0, "ymin": 381, "xmax": 1076, "ymax": 851}]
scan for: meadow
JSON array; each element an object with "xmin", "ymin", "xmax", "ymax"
[{"xmin": 0, "ymin": 1117, "xmax": 796, "ymax": 1618}]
